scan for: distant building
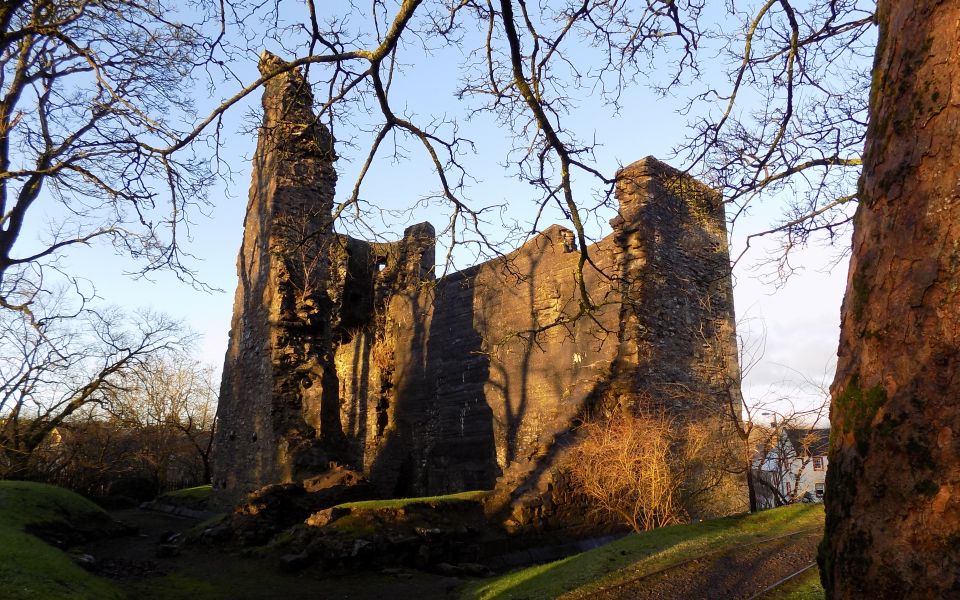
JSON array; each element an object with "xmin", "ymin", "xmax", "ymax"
[{"xmin": 755, "ymin": 428, "xmax": 829, "ymax": 507}]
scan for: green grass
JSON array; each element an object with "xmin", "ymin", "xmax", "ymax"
[
  {"xmin": 334, "ymin": 489, "xmax": 488, "ymax": 510},
  {"xmin": 461, "ymin": 504, "xmax": 824, "ymax": 600},
  {"xmin": 761, "ymin": 565, "xmax": 825, "ymax": 600},
  {"xmin": 160, "ymin": 484, "xmax": 212, "ymax": 500},
  {"xmin": 0, "ymin": 480, "xmax": 123, "ymax": 600},
  {"xmin": 322, "ymin": 490, "xmax": 490, "ymax": 538},
  {"xmin": 156, "ymin": 484, "xmax": 212, "ymax": 508}
]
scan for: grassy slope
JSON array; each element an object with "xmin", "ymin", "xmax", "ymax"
[
  {"xmin": 760, "ymin": 565, "xmax": 826, "ymax": 600},
  {"xmin": 158, "ymin": 484, "xmax": 212, "ymax": 502},
  {"xmin": 153, "ymin": 484, "xmax": 213, "ymax": 511},
  {"xmin": 462, "ymin": 504, "xmax": 824, "ymax": 600},
  {"xmin": 0, "ymin": 480, "xmax": 122, "ymax": 600},
  {"xmin": 334, "ymin": 489, "xmax": 489, "ymax": 510}
]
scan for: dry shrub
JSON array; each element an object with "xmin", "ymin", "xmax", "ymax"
[{"xmin": 565, "ymin": 410, "xmax": 725, "ymax": 532}]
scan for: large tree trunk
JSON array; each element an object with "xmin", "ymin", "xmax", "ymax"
[{"xmin": 819, "ymin": 2, "xmax": 960, "ymax": 598}]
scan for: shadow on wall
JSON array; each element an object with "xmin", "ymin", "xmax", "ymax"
[
  {"xmin": 211, "ymin": 52, "xmax": 742, "ymax": 513},
  {"xmin": 215, "ymin": 140, "xmax": 742, "ymax": 520},
  {"xmin": 367, "ymin": 223, "xmax": 615, "ymax": 499},
  {"xmin": 350, "ymin": 160, "xmax": 741, "ymax": 518},
  {"xmin": 212, "ymin": 139, "xmax": 284, "ymax": 495},
  {"xmin": 366, "ymin": 267, "xmax": 500, "ymax": 496},
  {"xmin": 478, "ymin": 159, "xmax": 744, "ymax": 524},
  {"xmin": 425, "ymin": 271, "xmax": 499, "ymax": 492}
]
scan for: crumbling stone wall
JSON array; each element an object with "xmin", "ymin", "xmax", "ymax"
[
  {"xmin": 213, "ymin": 51, "xmax": 343, "ymax": 497},
  {"xmin": 213, "ymin": 54, "xmax": 743, "ymax": 517},
  {"xmin": 486, "ymin": 159, "xmax": 744, "ymax": 526}
]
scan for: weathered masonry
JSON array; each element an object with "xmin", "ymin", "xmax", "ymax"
[{"xmin": 212, "ymin": 53, "xmax": 744, "ymax": 519}]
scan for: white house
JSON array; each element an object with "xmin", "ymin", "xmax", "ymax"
[{"xmin": 755, "ymin": 427, "xmax": 829, "ymax": 507}]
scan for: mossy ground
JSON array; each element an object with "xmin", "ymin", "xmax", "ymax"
[
  {"xmin": 334, "ymin": 489, "xmax": 488, "ymax": 510},
  {"xmin": 0, "ymin": 480, "xmax": 123, "ymax": 600},
  {"xmin": 155, "ymin": 484, "xmax": 213, "ymax": 509},
  {"xmin": 159, "ymin": 484, "xmax": 212, "ymax": 501},
  {"xmin": 758, "ymin": 565, "xmax": 825, "ymax": 600},
  {"xmin": 311, "ymin": 490, "xmax": 490, "ymax": 550},
  {"xmin": 461, "ymin": 504, "xmax": 824, "ymax": 600}
]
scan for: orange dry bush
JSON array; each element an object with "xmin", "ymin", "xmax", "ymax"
[{"xmin": 566, "ymin": 410, "xmax": 713, "ymax": 532}]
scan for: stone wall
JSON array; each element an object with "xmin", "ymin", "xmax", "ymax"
[{"xmin": 212, "ymin": 54, "xmax": 744, "ymax": 518}]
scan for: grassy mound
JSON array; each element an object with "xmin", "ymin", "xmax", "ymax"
[
  {"xmin": 155, "ymin": 484, "xmax": 213, "ymax": 510},
  {"xmin": 0, "ymin": 480, "xmax": 122, "ymax": 600},
  {"xmin": 334, "ymin": 489, "xmax": 488, "ymax": 511},
  {"xmin": 461, "ymin": 504, "xmax": 824, "ymax": 600}
]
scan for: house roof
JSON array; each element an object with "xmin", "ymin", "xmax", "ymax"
[{"xmin": 785, "ymin": 428, "xmax": 830, "ymax": 457}]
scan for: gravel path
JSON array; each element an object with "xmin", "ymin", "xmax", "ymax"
[{"xmin": 588, "ymin": 530, "xmax": 821, "ymax": 600}]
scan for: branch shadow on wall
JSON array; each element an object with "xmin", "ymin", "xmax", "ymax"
[
  {"xmin": 366, "ymin": 271, "xmax": 500, "ymax": 497},
  {"xmin": 482, "ymin": 168, "xmax": 740, "ymax": 525}
]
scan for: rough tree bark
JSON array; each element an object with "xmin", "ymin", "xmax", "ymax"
[{"xmin": 819, "ymin": 2, "xmax": 960, "ymax": 598}]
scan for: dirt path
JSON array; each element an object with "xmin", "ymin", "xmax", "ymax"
[
  {"xmin": 588, "ymin": 530, "xmax": 821, "ymax": 600},
  {"xmin": 79, "ymin": 508, "xmax": 464, "ymax": 600},
  {"xmin": 79, "ymin": 508, "xmax": 197, "ymax": 578}
]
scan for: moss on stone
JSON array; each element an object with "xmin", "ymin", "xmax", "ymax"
[
  {"xmin": 334, "ymin": 489, "xmax": 489, "ymax": 510},
  {"xmin": 851, "ymin": 272, "xmax": 870, "ymax": 323},
  {"xmin": 158, "ymin": 484, "xmax": 213, "ymax": 509}
]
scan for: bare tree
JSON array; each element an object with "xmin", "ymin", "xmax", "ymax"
[
  {"xmin": 0, "ymin": 299, "xmax": 189, "ymax": 478},
  {"xmin": 0, "ymin": 1, "xmax": 877, "ymax": 343},
  {"xmin": 108, "ymin": 354, "xmax": 218, "ymax": 487},
  {"xmin": 19, "ymin": 355, "xmax": 217, "ymax": 496},
  {"xmin": 678, "ymin": 0, "xmax": 874, "ymax": 276},
  {"xmin": 1, "ymin": 1, "xmax": 877, "ymax": 316},
  {"xmin": 160, "ymin": 0, "xmax": 873, "ymax": 286},
  {"xmin": 0, "ymin": 0, "xmax": 220, "ymax": 483},
  {"xmin": 752, "ymin": 408, "xmax": 830, "ymax": 508},
  {"xmin": 172, "ymin": 364, "xmax": 218, "ymax": 485},
  {"xmin": 0, "ymin": 0, "xmax": 224, "ymax": 320}
]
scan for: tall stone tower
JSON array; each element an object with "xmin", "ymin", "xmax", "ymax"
[{"xmin": 212, "ymin": 52, "xmax": 342, "ymax": 500}]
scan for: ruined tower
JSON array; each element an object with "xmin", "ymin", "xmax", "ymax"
[
  {"xmin": 213, "ymin": 52, "xmax": 342, "ymax": 496},
  {"xmin": 213, "ymin": 54, "xmax": 744, "ymax": 518}
]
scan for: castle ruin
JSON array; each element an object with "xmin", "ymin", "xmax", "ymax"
[{"xmin": 211, "ymin": 53, "xmax": 744, "ymax": 523}]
